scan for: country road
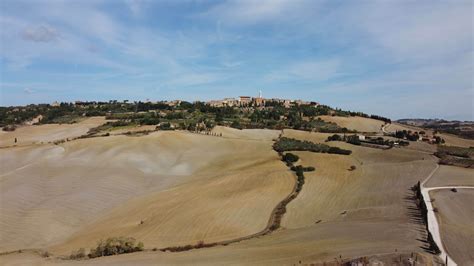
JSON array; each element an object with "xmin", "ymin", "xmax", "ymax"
[{"xmin": 421, "ymin": 164, "xmax": 474, "ymax": 266}]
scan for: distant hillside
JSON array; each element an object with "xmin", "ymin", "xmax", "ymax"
[{"xmin": 397, "ymin": 119, "xmax": 474, "ymax": 140}]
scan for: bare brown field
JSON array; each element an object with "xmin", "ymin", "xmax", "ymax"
[
  {"xmin": 0, "ymin": 117, "xmax": 106, "ymax": 147},
  {"xmin": 0, "ymin": 224, "xmax": 442, "ymax": 266},
  {"xmin": 430, "ymin": 189, "xmax": 474, "ymax": 266},
  {"xmin": 318, "ymin": 115, "xmax": 385, "ymax": 133},
  {"xmin": 280, "ymin": 130, "xmax": 437, "ymax": 253},
  {"xmin": 211, "ymin": 126, "xmax": 280, "ymax": 141},
  {"xmin": 0, "ymin": 130, "xmax": 293, "ymax": 256},
  {"xmin": 425, "ymin": 165, "xmax": 474, "ymax": 187},
  {"xmin": 1, "ymin": 126, "xmax": 459, "ymax": 265},
  {"xmin": 384, "ymin": 122, "xmax": 416, "ymax": 133},
  {"xmin": 439, "ymin": 133, "xmax": 474, "ymax": 148}
]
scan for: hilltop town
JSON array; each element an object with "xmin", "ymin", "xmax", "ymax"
[{"xmin": 1, "ymin": 97, "xmax": 473, "ymax": 265}]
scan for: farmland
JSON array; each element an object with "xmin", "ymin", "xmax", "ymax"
[{"xmin": 1, "ymin": 114, "xmax": 471, "ymax": 265}]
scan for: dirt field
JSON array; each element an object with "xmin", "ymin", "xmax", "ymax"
[
  {"xmin": 280, "ymin": 130, "xmax": 437, "ymax": 254},
  {"xmin": 430, "ymin": 189, "xmax": 474, "ymax": 266},
  {"xmin": 439, "ymin": 133, "xmax": 474, "ymax": 148},
  {"xmin": 318, "ymin": 115, "xmax": 385, "ymax": 133},
  {"xmin": 0, "ymin": 125, "xmax": 458, "ymax": 265},
  {"xmin": 211, "ymin": 126, "xmax": 281, "ymax": 141},
  {"xmin": 425, "ymin": 165, "xmax": 474, "ymax": 187},
  {"xmin": 0, "ymin": 117, "xmax": 106, "ymax": 147},
  {"xmin": 0, "ymin": 129, "xmax": 293, "ymax": 256}
]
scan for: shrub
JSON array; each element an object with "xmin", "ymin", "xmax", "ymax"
[
  {"xmin": 349, "ymin": 165, "xmax": 356, "ymax": 171},
  {"xmin": 327, "ymin": 134, "xmax": 342, "ymax": 141},
  {"xmin": 346, "ymin": 135, "xmax": 361, "ymax": 145},
  {"xmin": 159, "ymin": 122, "xmax": 172, "ymax": 130},
  {"xmin": 69, "ymin": 248, "xmax": 86, "ymax": 260},
  {"xmin": 88, "ymin": 237, "xmax": 144, "ymax": 259},
  {"xmin": 2, "ymin": 125, "xmax": 16, "ymax": 131},
  {"xmin": 282, "ymin": 153, "xmax": 299, "ymax": 163}
]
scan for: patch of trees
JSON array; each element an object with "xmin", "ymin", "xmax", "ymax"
[
  {"xmin": 135, "ymin": 101, "xmax": 171, "ymax": 112},
  {"xmin": 412, "ymin": 182, "xmax": 441, "ymax": 254},
  {"xmin": 88, "ymin": 237, "xmax": 144, "ymax": 258},
  {"xmin": 69, "ymin": 237, "xmax": 144, "ymax": 260},
  {"xmin": 290, "ymin": 165, "xmax": 306, "ymax": 193},
  {"xmin": 369, "ymin": 115, "xmax": 391, "ymax": 123},
  {"xmin": 161, "ymin": 241, "xmax": 218, "ymax": 252},
  {"xmin": 291, "ymin": 104, "xmax": 330, "ymax": 117},
  {"xmin": 327, "ymin": 134, "xmax": 397, "ymax": 149},
  {"xmin": 273, "ymin": 137, "xmax": 352, "ymax": 155},
  {"xmin": 394, "ymin": 130, "xmax": 420, "ymax": 141},
  {"xmin": 165, "ymin": 112, "xmax": 186, "ymax": 120},
  {"xmin": 329, "ymin": 108, "xmax": 391, "ymax": 123}
]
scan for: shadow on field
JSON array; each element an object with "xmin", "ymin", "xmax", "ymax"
[{"xmin": 404, "ymin": 188, "xmax": 438, "ymax": 254}]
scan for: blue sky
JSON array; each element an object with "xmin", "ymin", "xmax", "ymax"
[{"xmin": 0, "ymin": 0, "xmax": 472, "ymax": 120}]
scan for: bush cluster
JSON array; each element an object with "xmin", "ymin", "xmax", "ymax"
[
  {"xmin": 282, "ymin": 153, "xmax": 299, "ymax": 164},
  {"xmin": 273, "ymin": 137, "xmax": 351, "ymax": 155},
  {"xmin": 87, "ymin": 237, "xmax": 144, "ymax": 259},
  {"xmin": 160, "ymin": 241, "xmax": 218, "ymax": 252}
]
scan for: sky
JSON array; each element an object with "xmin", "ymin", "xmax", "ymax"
[{"xmin": 0, "ymin": 0, "xmax": 472, "ymax": 120}]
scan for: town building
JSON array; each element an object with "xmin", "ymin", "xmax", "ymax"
[{"xmin": 239, "ymin": 96, "xmax": 252, "ymax": 106}]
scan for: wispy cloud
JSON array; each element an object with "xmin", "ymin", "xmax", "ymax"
[
  {"xmin": 23, "ymin": 87, "xmax": 35, "ymax": 94},
  {"xmin": 0, "ymin": 0, "xmax": 472, "ymax": 119}
]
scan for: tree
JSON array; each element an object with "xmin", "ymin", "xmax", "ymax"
[
  {"xmin": 282, "ymin": 153, "xmax": 299, "ymax": 164},
  {"xmin": 327, "ymin": 134, "xmax": 342, "ymax": 141}
]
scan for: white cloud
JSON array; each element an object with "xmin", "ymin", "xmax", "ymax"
[{"xmin": 23, "ymin": 88, "xmax": 35, "ymax": 94}]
